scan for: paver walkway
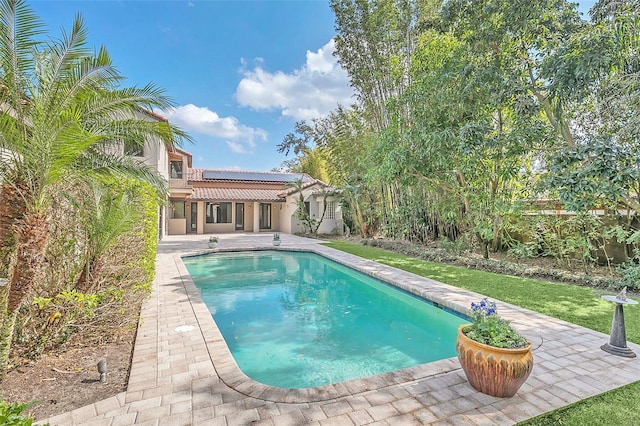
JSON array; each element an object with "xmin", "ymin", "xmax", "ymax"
[{"xmin": 38, "ymin": 234, "xmax": 640, "ymax": 425}]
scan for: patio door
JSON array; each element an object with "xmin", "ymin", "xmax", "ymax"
[
  {"xmin": 259, "ymin": 203, "xmax": 271, "ymax": 229},
  {"xmin": 190, "ymin": 202, "xmax": 197, "ymax": 233},
  {"xmin": 235, "ymin": 203, "xmax": 244, "ymax": 230}
]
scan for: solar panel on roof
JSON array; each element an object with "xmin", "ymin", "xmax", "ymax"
[{"xmin": 201, "ymin": 170, "xmax": 308, "ymax": 182}]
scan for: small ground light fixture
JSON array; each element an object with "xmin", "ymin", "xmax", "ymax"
[{"xmin": 97, "ymin": 358, "xmax": 107, "ymax": 383}]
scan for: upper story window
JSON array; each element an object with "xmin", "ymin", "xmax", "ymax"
[
  {"xmin": 170, "ymin": 161, "xmax": 183, "ymax": 179},
  {"xmin": 124, "ymin": 141, "xmax": 144, "ymax": 157}
]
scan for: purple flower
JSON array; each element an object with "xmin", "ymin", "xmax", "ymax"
[{"xmin": 470, "ymin": 298, "xmax": 498, "ymax": 318}]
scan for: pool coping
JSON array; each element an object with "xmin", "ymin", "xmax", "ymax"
[{"xmin": 177, "ymin": 244, "xmax": 540, "ymax": 404}]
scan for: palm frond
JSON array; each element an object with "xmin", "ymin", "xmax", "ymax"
[
  {"xmin": 44, "ymin": 13, "xmax": 90, "ymax": 81},
  {"xmin": 69, "ymin": 86, "xmax": 193, "ymax": 149},
  {"xmin": 46, "ymin": 47, "xmax": 121, "ymax": 116},
  {"xmin": 83, "ymin": 181, "xmax": 144, "ymax": 257},
  {"xmin": 0, "ymin": 110, "xmax": 21, "ymax": 151},
  {"xmin": 0, "ymin": 0, "xmax": 44, "ymax": 111},
  {"xmin": 75, "ymin": 151, "xmax": 168, "ymax": 197},
  {"xmin": 79, "ymin": 83, "xmax": 176, "ymax": 120}
]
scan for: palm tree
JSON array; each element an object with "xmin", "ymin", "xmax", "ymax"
[
  {"xmin": 74, "ymin": 181, "xmax": 144, "ymax": 294},
  {"xmin": 0, "ymin": 0, "xmax": 188, "ymax": 378}
]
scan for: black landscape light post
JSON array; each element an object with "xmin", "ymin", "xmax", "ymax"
[{"xmin": 97, "ymin": 358, "xmax": 107, "ymax": 383}]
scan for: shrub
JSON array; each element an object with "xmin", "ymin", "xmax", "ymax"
[
  {"xmin": 618, "ymin": 262, "xmax": 640, "ymax": 291},
  {"xmin": 359, "ymin": 237, "xmax": 623, "ymax": 289},
  {"xmin": 0, "ymin": 400, "xmax": 35, "ymax": 426},
  {"xmin": 13, "ymin": 180, "xmax": 158, "ymax": 358}
]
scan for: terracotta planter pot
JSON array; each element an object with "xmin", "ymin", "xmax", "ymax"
[{"xmin": 456, "ymin": 324, "xmax": 533, "ymax": 398}]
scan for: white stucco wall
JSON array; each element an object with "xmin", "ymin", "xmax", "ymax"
[
  {"xmin": 138, "ymin": 138, "xmax": 169, "ymax": 181},
  {"xmin": 285, "ymin": 186, "xmax": 343, "ymax": 235},
  {"xmin": 168, "ymin": 218, "xmax": 186, "ymax": 235}
]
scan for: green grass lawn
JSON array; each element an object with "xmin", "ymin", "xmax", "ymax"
[{"xmin": 323, "ymin": 241, "xmax": 640, "ymax": 426}]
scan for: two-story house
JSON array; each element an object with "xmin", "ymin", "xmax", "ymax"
[{"xmin": 166, "ymin": 148, "xmax": 343, "ymax": 236}]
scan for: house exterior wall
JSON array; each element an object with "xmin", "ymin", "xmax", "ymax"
[
  {"xmin": 245, "ymin": 202, "xmax": 255, "ymax": 232},
  {"xmin": 280, "ymin": 199, "xmax": 295, "ymax": 234},
  {"xmin": 197, "ymin": 201, "xmax": 205, "ymax": 234},
  {"xmin": 168, "ymin": 218, "xmax": 187, "ymax": 235},
  {"xmin": 163, "ymin": 162, "xmax": 340, "ymax": 236},
  {"xmin": 202, "ymin": 200, "xmax": 236, "ymax": 234},
  {"xmin": 286, "ymin": 187, "xmax": 343, "ymax": 235},
  {"xmin": 118, "ymin": 110, "xmax": 174, "ymax": 238},
  {"xmin": 191, "ymin": 200, "xmax": 275, "ymax": 234},
  {"xmin": 138, "ymin": 139, "xmax": 169, "ymax": 179},
  {"xmin": 167, "ymin": 148, "xmax": 192, "ymax": 237},
  {"xmin": 267, "ymin": 203, "xmax": 281, "ymax": 232},
  {"xmin": 315, "ymin": 195, "xmax": 343, "ymax": 234},
  {"xmin": 139, "ymin": 136, "xmax": 171, "ymax": 238}
]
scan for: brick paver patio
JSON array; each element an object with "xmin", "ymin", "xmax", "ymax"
[{"xmin": 38, "ymin": 234, "xmax": 640, "ymax": 425}]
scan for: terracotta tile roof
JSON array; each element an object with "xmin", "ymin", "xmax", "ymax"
[
  {"xmin": 280, "ymin": 179, "xmax": 322, "ymax": 196},
  {"xmin": 189, "ymin": 187, "xmax": 286, "ymax": 202}
]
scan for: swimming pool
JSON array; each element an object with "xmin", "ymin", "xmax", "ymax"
[{"xmin": 183, "ymin": 250, "xmax": 468, "ymax": 389}]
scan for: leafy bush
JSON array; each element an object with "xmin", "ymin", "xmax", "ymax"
[
  {"xmin": 506, "ymin": 241, "xmax": 537, "ymax": 263},
  {"xmin": 0, "ymin": 400, "xmax": 35, "ymax": 426},
  {"xmin": 618, "ymin": 262, "xmax": 640, "ymax": 291},
  {"xmin": 359, "ymin": 237, "xmax": 623, "ymax": 289},
  {"xmin": 13, "ymin": 180, "xmax": 158, "ymax": 358},
  {"xmin": 438, "ymin": 236, "xmax": 470, "ymax": 255}
]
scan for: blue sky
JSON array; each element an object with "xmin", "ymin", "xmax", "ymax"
[{"xmin": 31, "ymin": 0, "xmax": 597, "ymax": 171}]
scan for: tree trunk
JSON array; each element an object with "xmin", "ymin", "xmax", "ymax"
[
  {"xmin": 312, "ymin": 193, "xmax": 329, "ymax": 235},
  {"xmin": 75, "ymin": 257, "xmax": 104, "ymax": 294},
  {"xmin": 0, "ymin": 211, "xmax": 49, "ymax": 379},
  {"xmin": 353, "ymin": 201, "xmax": 368, "ymax": 238},
  {"xmin": 478, "ymin": 233, "xmax": 490, "ymax": 260},
  {"xmin": 7, "ymin": 211, "xmax": 50, "ymax": 312}
]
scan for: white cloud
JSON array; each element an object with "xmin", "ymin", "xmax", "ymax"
[
  {"xmin": 162, "ymin": 104, "xmax": 267, "ymax": 154},
  {"xmin": 226, "ymin": 140, "xmax": 250, "ymax": 154},
  {"xmin": 235, "ymin": 39, "xmax": 354, "ymax": 121}
]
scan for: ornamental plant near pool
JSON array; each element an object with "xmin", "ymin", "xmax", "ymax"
[
  {"xmin": 456, "ymin": 298, "xmax": 533, "ymax": 398},
  {"xmin": 464, "ymin": 298, "xmax": 528, "ymax": 349}
]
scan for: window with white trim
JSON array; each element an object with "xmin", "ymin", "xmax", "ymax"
[
  {"xmin": 327, "ymin": 201, "xmax": 336, "ymax": 219},
  {"xmin": 170, "ymin": 161, "xmax": 183, "ymax": 179}
]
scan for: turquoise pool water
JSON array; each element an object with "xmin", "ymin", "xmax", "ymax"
[{"xmin": 183, "ymin": 250, "xmax": 468, "ymax": 389}]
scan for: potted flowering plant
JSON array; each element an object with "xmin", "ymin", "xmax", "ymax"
[
  {"xmin": 272, "ymin": 233, "xmax": 281, "ymax": 246},
  {"xmin": 208, "ymin": 236, "xmax": 218, "ymax": 248},
  {"xmin": 456, "ymin": 298, "xmax": 533, "ymax": 398}
]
